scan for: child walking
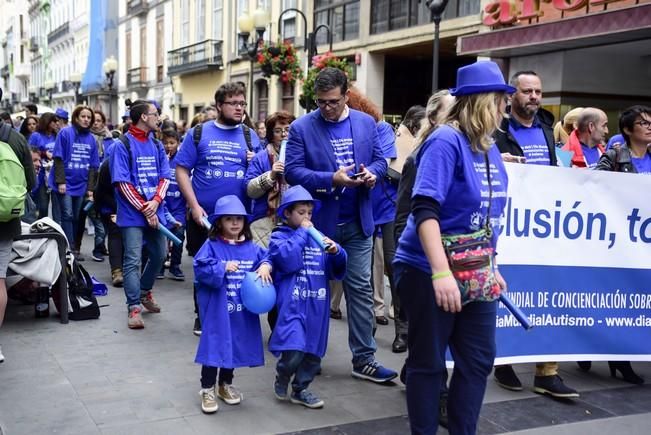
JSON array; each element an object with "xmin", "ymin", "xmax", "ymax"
[
  {"xmin": 193, "ymin": 195, "xmax": 272, "ymax": 414},
  {"xmin": 268, "ymin": 186, "xmax": 347, "ymax": 409},
  {"xmin": 161, "ymin": 129, "xmax": 186, "ymax": 280}
]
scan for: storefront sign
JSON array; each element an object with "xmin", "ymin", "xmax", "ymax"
[{"xmin": 483, "ymin": 0, "xmax": 626, "ymax": 26}]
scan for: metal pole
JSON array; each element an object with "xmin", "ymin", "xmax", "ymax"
[{"xmin": 432, "ymin": 16, "xmax": 441, "ymax": 93}]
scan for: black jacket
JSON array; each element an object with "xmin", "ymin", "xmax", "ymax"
[
  {"xmin": 494, "ymin": 108, "xmax": 557, "ymax": 167},
  {"xmin": 94, "ymin": 159, "xmax": 117, "ymax": 215},
  {"xmin": 394, "ymin": 142, "xmax": 426, "ymax": 245},
  {"xmin": 0, "ymin": 123, "xmax": 36, "ymax": 240},
  {"xmin": 595, "ymin": 146, "xmax": 637, "ymax": 173}
]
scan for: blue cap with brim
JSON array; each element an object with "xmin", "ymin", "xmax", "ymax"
[
  {"xmin": 277, "ymin": 185, "xmax": 321, "ymax": 218},
  {"xmin": 55, "ymin": 108, "xmax": 69, "ymax": 120},
  {"xmin": 449, "ymin": 61, "xmax": 516, "ymax": 97},
  {"xmin": 208, "ymin": 195, "xmax": 250, "ymax": 225}
]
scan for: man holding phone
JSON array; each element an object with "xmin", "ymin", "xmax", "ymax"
[{"xmin": 285, "ymin": 67, "xmax": 396, "ymax": 383}]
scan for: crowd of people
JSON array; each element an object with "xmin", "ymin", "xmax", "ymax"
[{"xmin": 0, "ymin": 61, "xmax": 650, "ymax": 434}]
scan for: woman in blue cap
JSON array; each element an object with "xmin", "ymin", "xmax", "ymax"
[
  {"xmin": 193, "ymin": 194, "xmax": 273, "ymax": 414},
  {"xmin": 267, "ymin": 185, "xmax": 347, "ymax": 409},
  {"xmin": 393, "ymin": 61, "xmax": 513, "ymax": 434}
]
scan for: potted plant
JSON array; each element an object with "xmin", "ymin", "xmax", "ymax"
[
  {"xmin": 257, "ymin": 42, "xmax": 303, "ymax": 86},
  {"xmin": 300, "ymin": 52, "xmax": 352, "ymax": 111}
]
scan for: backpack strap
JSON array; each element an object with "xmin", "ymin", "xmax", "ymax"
[
  {"xmin": 193, "ymin": 122, "xmax": 203, "ymax": 147},
  {"xmin": 242, "ymin": 124, "xmax": 253, "ymax": 152},
  {"xmin": 0, "ymin": 122, "xmax": 11, "ymax": 143},
  {"xmin": 118, "ymin": 134, "xmax": 133, "ymax": 170}
]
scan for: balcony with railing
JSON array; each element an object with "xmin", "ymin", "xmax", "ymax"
[
  {"xmin": 0, "ymin": 65, "xmax": 9, "ymax": 78},
  {"xmin": 167, "ymin": 40, "xmax": 223, "ymax": 77},
  {"xmin": 127, "ymin": 0, "xmax": 149, "ymax": 16},
  {"xmin": 14, "ymin": 63, "xmax": 31, "ymax": 79},
  {"xmin": 29, "ymin": 36, "xmax": 40, "ymax": 52},
  {"xmin": 127, "ymin": 66, "xmax": 148, "ymax": 88},
  {"xmin": 48, "ymin": 22, "xmax": 69, "ymax": 44}
]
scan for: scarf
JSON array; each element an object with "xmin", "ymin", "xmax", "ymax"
[{"xmin": 266, "ymin": 143, "xmax": 287, "ymax": 219}]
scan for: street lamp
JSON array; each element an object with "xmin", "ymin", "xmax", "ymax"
[
  {"xmin": 238, "ymin": 6, "xmax": 270, "ymax": 109},
  {"xmin": 427, "ymin": 0, "xmax": 450, "ymax": 93},
  {"xmin": 44, "ymin": 80, "xmax": 55, "ymax": 104},
  {"xmin": 277, "ymin": 8, "xmax": 333, "ymax": 112},
  {"xmin": 69, "ymin": 72, "xmax": 82, "ymax": 105},
  {"xmin": 103, "ymin": 56, "xmax": 118, "ymax": 90}
]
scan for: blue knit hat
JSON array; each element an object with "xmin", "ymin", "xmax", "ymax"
[{"xmin": 449, "ymin": 61, "xmax": 516, "ymax": 97}]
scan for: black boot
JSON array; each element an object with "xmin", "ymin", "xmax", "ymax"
[
  {"xmin": 609, "ymin": 361, "xmax": 644, "ymax": 384},
  {"xmin": 392, "ymin": 334, "xmax": 407, "ymax": 353},
  {"xmin": 576, "ymin": 361, "xmax": 592, "ymax": 372}
]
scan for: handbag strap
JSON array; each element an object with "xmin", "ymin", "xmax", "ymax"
[{"xmin": 484, "ymin": 152, "xmax": 493, "ymax": 238}]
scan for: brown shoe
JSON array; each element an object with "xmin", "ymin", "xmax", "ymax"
[
  {"xmin": 141, "ymin": 292, "xmax": 161, "ymax": 313},
  {"xmin": 111, "ymin": 269, "xmax": 124, "ymax": 287},
  {"xmin": 128, "ymin": 307, "xmax": 144, "ymax": 329}
]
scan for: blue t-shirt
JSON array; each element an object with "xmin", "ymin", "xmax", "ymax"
[
  {"xmin": 110, "ymin": 133, "xmax": 171, "ymax": 227},
  {"xmin": 164, "ymin": 151, "xmax": 187, "ymax": 225},
  {"xmin": 632, "ymin": 153, "xmax": 651, "ymax": 174},
  {"xmin": 29, "ymin": 131, "xmax": 56, "ymax": 153},
  {"xmin": 394, "ymin": 125, "xmax": 509, "ymax": 274},
  {"xmin": 245, "ymin": 148, "xmax": 274, "ymax": 222},
  {"xmin": 326, "ymin": 117, "xmax": 357, "ymax": 225},
  {"xmin": 48, "ymin": 126, "xmax": 100, "ymax": 196},
  {"xmin": 508, "ymin": 119, "xmax": 550, "ymax": 166},
  {"xmin": 606, "ymin": 134, "xmax": 625, "ymax": 150},
  {"xmin": 175, "ymin": 122, "xmax": 260, "ymax": 213},
  {"xmin": 372, "ymin": 121, "xmax": 397, "ymax": 226},
  {"xmin": 581, "ymin": 143, "xmax": 601, "ymax": 168}
]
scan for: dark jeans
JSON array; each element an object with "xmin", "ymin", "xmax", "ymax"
[
  {"xmin": 201, "ymin": 366, "xmax": 234, "ymax": 388},
  {"xmin": 51, "ymin": 192, "xmax": 83, "ymax": 248},
  {"xmin": 169, "ymin": 224, "xmax": 186, "ymax": 267},
  {"xmin": 186, "ymin": 216, "xmax": 208, "ymax": 316},
  {"xmin": 101, "ymin": 214, "xmax": 123, "ymax": 271},
  {"xmin": 35, "ymin": 183, "xmax": 50, "ymax": 219},
  {"xmin": 75, "ymin": 201, "xmax": 106, "ymax": 253},
  {"xmin": 276, "ymin": 351, "xmax": 321, "ymax": 393},
  {"xmin": 395, "ymin": 263, "xmax": 497, "ymax": 435}
]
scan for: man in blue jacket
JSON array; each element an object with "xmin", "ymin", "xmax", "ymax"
[{"xmin": 285, "ymin": 68, "xmax": 396, "ymax": 383}]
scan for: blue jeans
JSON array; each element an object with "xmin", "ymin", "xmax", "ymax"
[
  {"xmin": 52, "ymin": 192, "xmax": 83, "ymax": 248},
  {"xmin": 395, "ymin": 263, "xmax": 497, "ymax": 435},
  {"xmin": 334, "ymin": 221, "xmax": 376, "ymax": 367},
  {"xmin": 121, "ymin": 226, "xmax": 167, "ymax": 307},
  {"xmin": 276, "ymin": 351, "xmax": 321, "ymax": 392}
]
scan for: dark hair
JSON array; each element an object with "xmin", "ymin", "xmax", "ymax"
[
  {"xmin": 619, "ymin": 105, "xmax": 651, "ymax": 146},
  {"xmin": 160, "ymin": 119, "xmax": 177, "ymax": 131},
  {"xmin": 346, "ymin": 87, "xmax": 382, "ymax": 122},
  {"xmin": 71, "ymin": 105, "xmax": 95, "ymax": 129},
  {"xmin": 37, "ymin": 112, "xmax": 59, "ymax": 134},
  {"xmin": 314, "ymin": 67, "xmax": 347, "ymax": 95},
  {"xmin": 129, "ymin": 99, "xmax": 152, "ymax": 123},
  {"xmin": 0, "ymin": 112, "xmax": 11, "ymax": 122},
  {"xmin": 19, "ymin": 115, "xmax": 39, "ymax": 138},
  {"xmin": 161, "ymin": 128, "xmax": 180, "ymax": 142},
  {"xmin": 402, "ymin": 105, "xmax": 426, "ymax": 136},
  {"xmin": 94, "ymin": 110, "xmax": 107, "ymax": 124},
  {"xmin": 25, "ymin": 104, "xmax": 38, "ymax": 114},
  {"xmin": 208, "ymin": 215, "xmax": 252, "ymax": 241},
  {"xmin": 265, "ymin": 110, "xmax": 296, "ymax": 143},
  {"xmin": 284, "ymin": 201, "xmax": 314, "ymax": 217},
  {"xmin": 510, "ymin": 70, "xmax": 539, "ymax": 87},
  {"xmin": 214, "ymin": 82, "xmax": 246, "ymax": 105}
]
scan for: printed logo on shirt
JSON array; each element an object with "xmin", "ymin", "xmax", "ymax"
[
  {"xmin": 292, "ymin": 287, "xmax": 300, "ymax": 300},
  {"xmin": 470, "ymin": 211, "xmax": 483, "ymax": 231},
  {"xmin": 317, "ymin": 288, "xmax": 327, "ymax": 300}
]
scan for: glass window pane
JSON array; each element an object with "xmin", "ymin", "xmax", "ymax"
[{"xmin": 344, "ymin": 3, "xmax": 359, "ymax": 39}]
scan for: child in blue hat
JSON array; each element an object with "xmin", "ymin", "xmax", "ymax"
[
  {"xmin": 193, "ymin": 195, "xmax": 273, "ymax": 414},
  {"xmin": 268, "ymin": 185, "xmax": 347, "ymax": 409}
]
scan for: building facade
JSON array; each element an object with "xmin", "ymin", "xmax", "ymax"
[{"xmin": 0, "ymin": 0, "xmax": 31, "ymax": 113}]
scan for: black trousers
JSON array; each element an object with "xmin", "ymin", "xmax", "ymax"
[
  {"xmin": 186, "ymin": 215, "xmax": 208, "ymax": 315},
  {"xmin": 200, "ymin": 366, "xmax": 234, "ymax": 388}
]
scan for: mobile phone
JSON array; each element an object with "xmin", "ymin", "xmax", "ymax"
[{"xmin": 350, "ymin": 172, "xmax": 365, "ymax": 179}]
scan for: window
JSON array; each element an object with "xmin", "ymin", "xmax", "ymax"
[
  {"xmin": 314, "ymin": 0, "xmax": 359, "ymax": 45},
  {"xmin": 196, "ymin": 0, "xmax": 206, "ymax": 41},
  {"xmin": 179, "ymin": 106, "xmax": 189, "ymax": 122},
  {"xmin": 281, "ymin": 81, "xmax": 294, "ymax": 114},
  {"xmin": 370, "ymin": 0, "xmax": 480, "ymax": 34},
  {"xmin": 212, "ymin": 0, "xmax": 223, "ymax": 40},
  {"xmin": 194, "ymin": 104, "xmax": 204, "ymax": 117},
  {"xmin": 140, "ymin": 24, "xmax": 147, "ymax": 80},
  {"xmin": 126, "ymin": 31, "xmax": 132, "ymax": 70},
  {"xmin": 236, "ymin": 0, "xmax": 247, "ymax": 56},
  {"xmin": 156, "ymin": 17, "xmax": 164, "ymax": 82},
  {"xmin": 181, "ymin": 0, "xmax": 190, "ymax": 46},
  {"xmin": 256, "ymin": 79, "xmax": 269, "ymax": 121},
  {"xmin": 280, "ymin": 0, "xmax": 297, "ymax": 43}
]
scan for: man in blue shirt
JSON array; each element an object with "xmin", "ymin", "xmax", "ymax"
[
  {"xmin": 175, "ymin": 81, "xmax": 261, "ymax": 335},
  {"xmin": 494, "ymin": 71, "xmax": 578, "ymax": 399},
  {"xmin": 285, "ymin": 68, "xmax": 396, "ymax": 383}
]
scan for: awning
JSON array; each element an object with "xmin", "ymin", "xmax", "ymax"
[{"xmin": 457, "ymin": 4, "xmax": 651, "ymax": 58}]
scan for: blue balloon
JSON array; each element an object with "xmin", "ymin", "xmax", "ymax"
[{"xmin": 240, "ymin": 271, "xmax": 276, "ymax": 314}]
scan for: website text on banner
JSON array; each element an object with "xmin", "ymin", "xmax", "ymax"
[{"xmin": 495, "ymin": 163, "xmax": 651, "ymax": 365}]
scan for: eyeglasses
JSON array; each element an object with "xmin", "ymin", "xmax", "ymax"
[
  {"xmin": 272, "ymin": 128, "xmax": 290, "ymax": 134},
  {"xmin": 315, "ymin": 96, "xmax": 344, "ymax": 109},
  {"xmin": 634, "ymin": 119, "xmax": 651, "ymax": 129},
  {"xmin": 222, "ymin": 101, "xmax": 247, "ymax": 108}
]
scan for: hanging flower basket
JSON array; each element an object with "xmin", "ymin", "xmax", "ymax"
[
  {"xmin": 257, "ymin": 42, "xmax": 303, "ymax": 86},
  {"xmin": 300, "ymin": 52, "xmax": 352, "ymax": 110}
]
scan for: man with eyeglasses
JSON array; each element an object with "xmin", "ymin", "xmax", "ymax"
[
  {"xmin": 175, "ymin": 81, "xmax": 261, "ymax": 335},
  {"xmin": 285, "ymin": 67, "xmax": 397, "ymax": 383},
  {"xmin": 110, "ymin": 100, "xmax": 171, "ymax": 329}
]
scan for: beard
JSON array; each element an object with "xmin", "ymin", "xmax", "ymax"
[{"xmin": 219, "ymin": 114, "xmax": 242, "ymax": 126}]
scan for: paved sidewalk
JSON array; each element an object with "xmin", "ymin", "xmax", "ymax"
[{"xmin": 0, "ymin": 236, "xmax": 649, "ymax": 434}]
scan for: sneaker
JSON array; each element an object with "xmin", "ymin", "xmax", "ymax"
[
  {"xmin": 533, "ymin": 375, "xmax": 580, "ymax": 398},
  {"xmin": 91, "ymin": 251, "xmax": 105, "ymax": 262},
  {"xmin": 156, "ymin": 269, "xmax": 165, "ymax": 279},
  {"xmin": 290, "ymin": 389, "xmax": 324, "ymax": 409},
  {"xmin": 0, "ymin": 345, "xmax": 4, "ymax": 363},
  {"xmin": 217, "ymin": 383, "xmax": 243, "ymax": 405},
  {"xmin": 168, "ymin": 266, "xmax": 185, "ymax": 281},
  {"xmin": 73, "ymin": 250, "xmax": 85, "ymax": 262},
  {"xmin": 352, "ymin": 361, "xmax": 397, "ymax": 383},
  {"xmin": 127, "ymin": 307, "xmax": 144, "ymax": 329},
  {"xmin": 274, "ymin": 379, "xmax": 288, "ymax": 401},
  {"xmin": 330, "ymin": 308, "xmax": 342, "ymax": 320},
  {"xmin": 193, "ymin": 317, "xmax": 202, "ymax": 336},
  {"xmin": 140, "ymin": 292, "xmax": 161, "ymax": 313},
  {"xmin": 199, "ymin": 386, "xmax": 219, "ymax": 414},
  {"xmin": 494, "ymin": 365, "xmax": 523, "ymax": 391},
  {"xmin": 111, "ymin": 269, "xmax": 124, "ymax": 287},
  {"xmin": 439, "ymin": 392, "xmax": 448, "ymax": 428}
]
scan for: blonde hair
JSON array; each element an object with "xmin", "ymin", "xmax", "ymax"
[
  {"xmin": 415, "ymin": 90, "xmax": 453, "ymax": 146},
  {"xmin": 445, "ymin": 92, "xmax": 503, "ymax": 153},
  {"xmin": 554, "ymin": 107, "xmax": 584, "ymax": 144}
]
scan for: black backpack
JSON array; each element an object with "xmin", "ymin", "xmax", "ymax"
[
  {"xmin": 193, "ymin": 122, "xmax": 253, "ymax": 151},
  {"xmin": 53, "ymin": 257, "xmax": 101, "ymax": 320}
]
